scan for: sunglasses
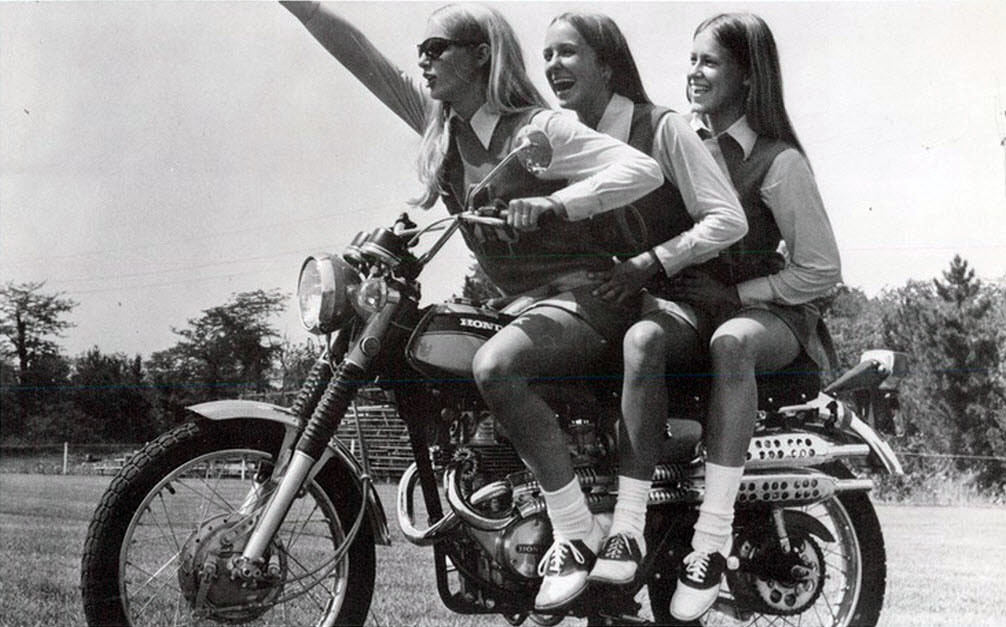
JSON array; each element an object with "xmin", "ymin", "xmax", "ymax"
[{"xmin": 417, "ymin": 37, "xmax": 482, "ymax": 60}]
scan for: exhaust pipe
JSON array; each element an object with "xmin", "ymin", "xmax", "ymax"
[{"xmin": 397, "ymin": 463, "xmax": 461, "ymax": 545}]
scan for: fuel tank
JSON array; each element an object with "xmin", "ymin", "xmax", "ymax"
[{"xmin": 406, "ymin": 302, "xmax": 514, "ymax": 379}]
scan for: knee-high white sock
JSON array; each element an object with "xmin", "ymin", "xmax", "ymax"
[
  {"xmin": 610, "ymin": 475, "xmax": 650, "ymax": 545},
  {"xmin": 692, "ymin": 462, "xmax": 743, "ymax": 555},
  {"xmin": 542, "ymin": 478, "xmax": 593, "ymax": 541}
]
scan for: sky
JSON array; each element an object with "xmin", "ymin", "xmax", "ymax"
[{"xmin": 2, "ymin": 1, "xmax": 1005, "ymax": 358}]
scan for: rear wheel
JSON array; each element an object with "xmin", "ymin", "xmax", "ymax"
[
  {"xmin": 81, "ymin": 419, "xmax": 375, "ymax": 626},
  {"xmin": 649, "ymin": 478, "xmax": 885, "ymax": 626}
]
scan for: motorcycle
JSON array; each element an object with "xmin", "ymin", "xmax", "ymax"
[{"xmin": 81, "ymin": 129, "xmax": 906, "ymax": 626}]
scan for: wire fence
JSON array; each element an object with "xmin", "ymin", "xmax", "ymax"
[{"xmin": 2, "ymin": 438, "xmax": 1002, "ymax": 478}]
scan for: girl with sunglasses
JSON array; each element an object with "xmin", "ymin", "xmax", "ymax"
[
  {"xmin": 280, "ymin": 2, "xmax": 662, "ymax": 612},
  {"xmin": 539, "ymin": 12, "xmax": 748, "ymax": 589},
  {"xmin": 664, "ymin": 13, "xmax": 842, "ymax": 621}
]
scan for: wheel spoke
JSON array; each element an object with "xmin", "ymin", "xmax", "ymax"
[
  {"xmin": 131, "ymin": 565, "xmax": 183, "ymax": 621},
  {"xmin": 285, "ymin": 500, "xmax": 322, "ymax": 551},
  {"xmin": 157, "ymin": 490, "xmax": 184, "ymax": 552},
  {"xmin": 110, "ymin": 445, "xmax": 357, "ymax": 627},
  {"xmin": 173, "ymin": 474, "xmax": 240, "ymax": 516},
  {"xmin": 126, "ymin": 551, "xmax": 180, "ymax": 596}
]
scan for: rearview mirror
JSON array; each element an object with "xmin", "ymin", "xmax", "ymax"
[
  {"xmin": 464, "ymin": 125, "xmax": 554, "ymax": 210},
  {"xmin": 514, "ymin": 126, "xmax": 552, "ymax": 174}
]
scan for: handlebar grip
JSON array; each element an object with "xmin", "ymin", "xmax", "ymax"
[{"xmin": 462, "ymin": 214, "xmax": 508, "ymax": 228}]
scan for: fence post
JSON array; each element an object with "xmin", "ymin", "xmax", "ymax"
[{"xmin": 63, "ymin": 442, "xmax": 69, "ymax": 475}]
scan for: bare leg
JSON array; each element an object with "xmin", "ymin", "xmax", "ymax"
[
  {"xmin": 472, "ymin": 306, "xmax": 610, "ymax": 491},
  {"xmin": 474, "ymin": 306, "xmax": 613, "ymax": 609},
  {"xmin": 619, "ymin": 312, "xmax": 701, "ymax": 479},
  {"xmin": 671, "ymin": 309, "xmax": 802, "ymax": 620},
  {"xmin": 704, "ymin": 310, "xmax": 800, "ymax": 466},
  {"xmin": 591, "ymin": 311, "xmax": 701, "ymax": 584}
]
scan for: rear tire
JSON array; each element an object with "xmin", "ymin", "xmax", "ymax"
[
  {"xmin": 648, "ymin": 468, "xmax": 886, "ymax": 626},
  {"xmin": 81, "ymin": 419, "xmax": 376, "ymax": 626}
]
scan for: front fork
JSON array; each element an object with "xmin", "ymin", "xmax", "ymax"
[{"xmin": 237, "ymin": 297, "xmax": 400, "ymax": 568}]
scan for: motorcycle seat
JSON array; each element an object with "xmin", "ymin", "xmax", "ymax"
[
  {"xmin": 666, "ymin": 351, "xmax": 822, "ymax": 414},
  {"xmin": 656, "ymin": 353, "xmax": 824, "ymax": 464}
]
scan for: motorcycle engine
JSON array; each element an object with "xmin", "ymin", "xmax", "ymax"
[{"xmin": 437, "ymin": 404, "xmax": 615, "ymax": 584}]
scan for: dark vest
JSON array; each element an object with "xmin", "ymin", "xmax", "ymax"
[
  {"xmin": 439, "ymin": 108, "xmax": 613, "ymax": 295},
  {"xmin": 703, "ymin": 134, "xmax": 790, "ymax": 286},
  {"xmin": 589, "ymin": 104, "xmax": 695, "ymax": 259}
]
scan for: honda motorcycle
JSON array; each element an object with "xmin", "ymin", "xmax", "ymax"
[{"xmin": 81, "ymin": 129, "xmax": 906, "ymax": 626}]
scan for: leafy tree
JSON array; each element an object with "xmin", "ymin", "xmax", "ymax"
[
  {"xmin": 71, "ymin": 348, "xmax": 153, "ymax": 442},
  {"xmin": 823, "ymin": 284, "xmax": 885, "ymax": 371},
  {"xmin": 0, "ymin": 281, "xmax": 77, "ymax": 377},
  {"xmin": 275, "ymin": 337, "xmax": 323, "ymax": 401},
  {"xmin": 0, "ymin": 281, "xmax": 77, "ymax": 438},
  {"xmin": 146, "ymin": 290, "xmax": 288, "ymax": 424},
  {"xmin": 879, "ymin": 256, "xmax": 1005, "ymax": 487}
]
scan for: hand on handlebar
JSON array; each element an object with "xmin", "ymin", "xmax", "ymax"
[{"xmin": 505, "ymin": 197, "xmax": 566, "ymax": 232}]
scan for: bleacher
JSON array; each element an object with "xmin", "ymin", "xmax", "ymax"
[{"xmin": 335, "ymin": 401, "xmax": 412, "ymax": 480}]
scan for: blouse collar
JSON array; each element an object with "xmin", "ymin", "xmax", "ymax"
[{"xmin": 691, "ymin": 114, "xmax": 758, "ymax": 159}]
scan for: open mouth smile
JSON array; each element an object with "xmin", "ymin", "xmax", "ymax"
[{"xmin": 549, "ymin": 76, "xmax": 576, "ymax": 96}]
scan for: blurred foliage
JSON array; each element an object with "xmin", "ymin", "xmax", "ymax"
[{"xmin": 826, "ymin": 255, "xmax": 1006, "ymax": 489}]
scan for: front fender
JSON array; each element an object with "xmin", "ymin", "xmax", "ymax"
[
  {"xmin": 188, "ymin": 399, "xmax": 391, "ymax": 545},
  {"xmin": 847, "ymin": 414, "xmax": 904, "ymax": 475}
]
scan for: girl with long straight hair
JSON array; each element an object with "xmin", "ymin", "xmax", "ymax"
[
  {"xmin": 539, "ymin": 11, "xmax": 747, "ymax": 589},
  {"xmin": 666, "ymin": 13, "xmax": 842, "ymax": 621},
  {"xmin": 280, "ymin": 1, "xmax": 663, "ymax": 612}
]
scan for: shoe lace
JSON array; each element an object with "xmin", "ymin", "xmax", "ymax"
[
  {"xmin": 537, "ymin": 538, "xmax": 586, "ymax": 577},
  {"xmin": 682, "ymin": 550, "xmax": 712, "ymax": 583},
  {"xmin": 600, "ymin": 533, "xmax": 631, "ymax": 560}
]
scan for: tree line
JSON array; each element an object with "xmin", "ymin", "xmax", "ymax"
[{"xmin": 1, "ymin": 255, "xmax": 1004, "ymax": 490}]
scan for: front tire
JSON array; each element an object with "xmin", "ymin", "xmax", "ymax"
[{"xmin": 81, "ymin": 419, "xmax": 376, "ymax": 626}]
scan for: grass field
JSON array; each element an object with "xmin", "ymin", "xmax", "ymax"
[{"xmin": 0, "ymin": 474, "xmax": 1003, "ymax": 627}]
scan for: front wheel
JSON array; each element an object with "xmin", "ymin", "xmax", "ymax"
[
  {"xmin": 81, "ymin": 419, "xmax": 376, "ymax": 626},
  {"xmin": 649, "ymin": 475, "xmax": 886, "ymax": 626}
]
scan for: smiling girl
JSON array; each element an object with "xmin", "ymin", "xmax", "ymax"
[
  {"xmin": 667, "ymin": 13, "xmax": 842, "ymax": 621},
  {"xmin": 280, "ymin": 1, "xmax": 664, "ymax": 612},
  {"xmin": 538, "ymin": 12, "xmax": 748, "ymax": 589}
]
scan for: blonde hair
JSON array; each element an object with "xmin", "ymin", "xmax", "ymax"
[{"xmin": 413, "ymin": 4, "xmax": 547, "ymax": 209}]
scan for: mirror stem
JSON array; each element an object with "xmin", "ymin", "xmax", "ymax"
[{"xmin": 463, "ymin": 138, "xmax": 533, "ymax": 209}]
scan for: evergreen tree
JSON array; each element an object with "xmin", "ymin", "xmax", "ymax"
[{"xmin": 880, "ymin": 257, "xmax": 1005, "ymax": 487}]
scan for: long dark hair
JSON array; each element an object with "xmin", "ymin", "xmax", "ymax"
[
  {"xmin": 694, "ymin": 13, "xmax": 805, "ymax": 155},
  {"xmin": 550, "ymin": 12, "xmax": 651, "ymax": 105}
]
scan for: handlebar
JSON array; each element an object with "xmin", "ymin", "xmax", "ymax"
[
  {"xmin": 459, "ymin": 203, "xmax": 558, "ymax": 230},
  {"xmin": 460, "ymin": 213, "xmax": 508, "ymax": 228}
]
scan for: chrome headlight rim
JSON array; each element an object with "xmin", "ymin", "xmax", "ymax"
[{"xmin": 297, "ymin": 254, "xmax": 360, "ymax": 334}]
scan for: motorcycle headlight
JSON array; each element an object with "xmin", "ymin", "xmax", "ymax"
[{"xmin": 297, "ymin": 254, "xmax": 361, "ymax": 334}]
